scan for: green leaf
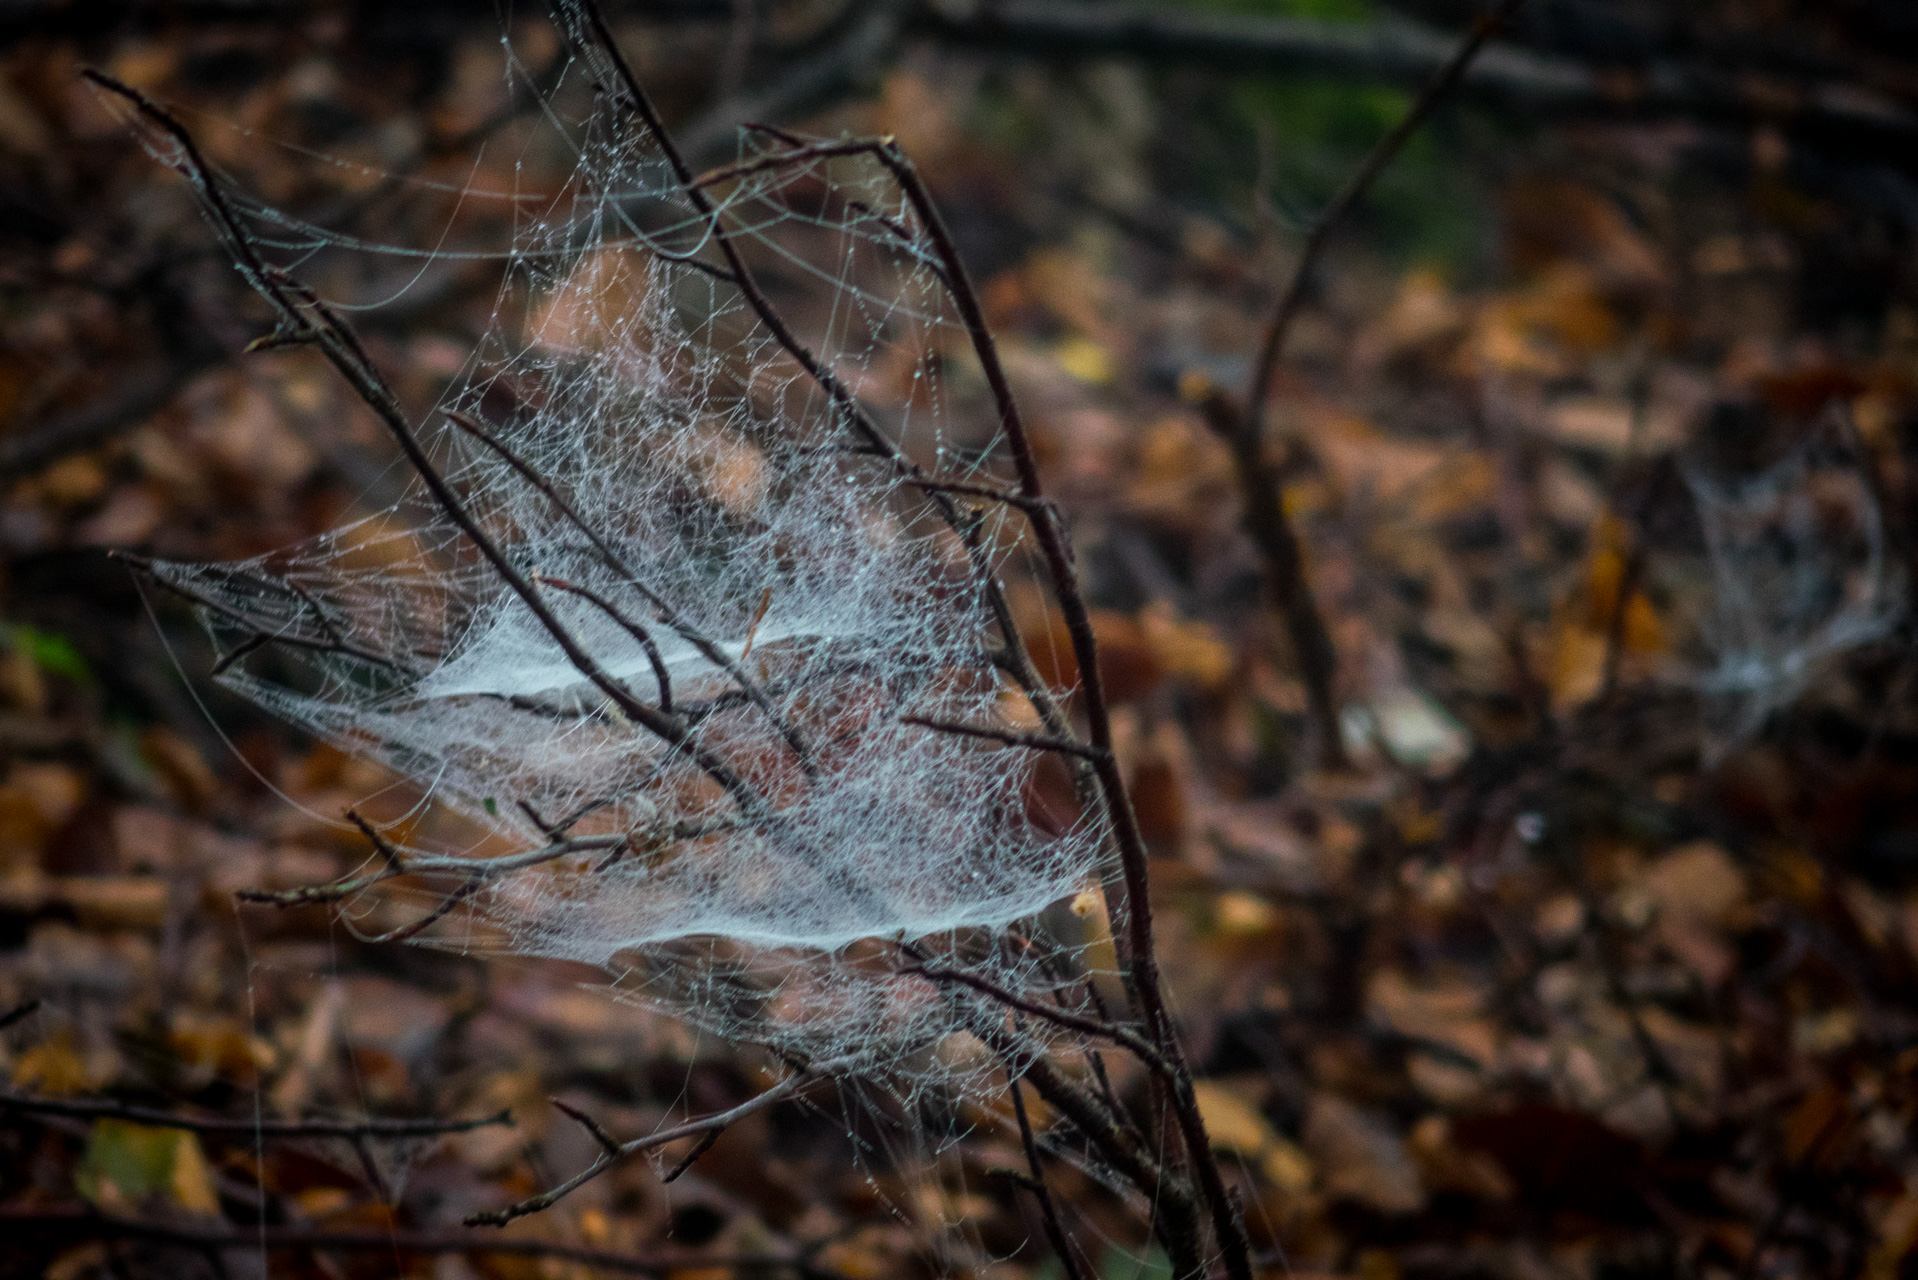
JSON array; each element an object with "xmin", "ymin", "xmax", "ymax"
[
  {"xmin": 9, "ymin": 625, "xmax": 92, "ymax": 685},
  {"xmin": 76, "ymin": 1119, "xmax": 221, "ymax": 1215}
]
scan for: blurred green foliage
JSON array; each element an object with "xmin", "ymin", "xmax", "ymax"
[
  {"xmin": 1166, "ymin": 0, "xmax": 1495, "ymax": 268},
  {"xmin": 8, "ymin": 623, "xmax": 92, "ymax": 686},
  {"xmin": 965, "ymin": 0, "xmax": 1496, "ymax": 273},
  {"xmin": 1233, "ymin": 77, "xmax": 1490, "ymax": 269}
]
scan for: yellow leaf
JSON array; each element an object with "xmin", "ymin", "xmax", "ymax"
[
  {"xmin": 292, "ymin": 1186, "xmax": 353, "ymax": 1218},
  {"xmin": 1193, "ymin": 1081, "xmax": 1313, "ymax": 1193},
  {"xmin": 1056, "ymin": 336, "xmax": 1114, "ymax": 385},
  {"xmin": 1546, "ymin": 622, "xmax": 1607, "ymax": 712},
  {"xmin": 1259, "ymin": 1136, "xmax": 1314, "ymax": 1194},
  {"xmin": 169, "ymin": 1013, "xmax": 276, "ymax": 1086},
  {"xmin": 1213, "ymin": 891, "xmax": 1277, "ymax": 938},
  {"xmin": 11, "ymin": 1030, "xmax": 91, "ymax": 1095},
  {"xmin": 1193, "ymin": 1081, "xmax": 1267, "ymax": 1151},
  {"xmin": 1622, "ymin": 593, "xmax": 1665, "ymax": 654},
  {"xmin": 169, "ymin": 1128, "xmax": 222, "ymax": 1215}
]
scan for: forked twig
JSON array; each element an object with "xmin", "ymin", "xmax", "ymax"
[
  {"xmin": 112, "ymin": 551, "xmax": 416, "ymax": 677},
  {"xmin": 444, "ymin": 410, "xmax": 810, "ymax": 767},
  {"xmin": 535, "ymin": 572, "xmax": 675, "ymax": 713},
  {"xmin": 467, "ymin": 1055, "xmax": 854, "ymax": 1227},
  {"xmin": 1208, "ymin": 0, "xmax": 1528, "ymax": 769},
  {"xmin": 905, "ymin": 961, "xmax": 1167, "ymax": 1074},
  {"xmin": 567, "ymin": 9, "xmax": 1250, "ymax": 1270},
  {"xmin": 234, "ymin": 814, "xmax": 629, "ymax": 912},
  {"xmin": 84, "ymin": 70, "xmax": 794, "ymax": 843}
]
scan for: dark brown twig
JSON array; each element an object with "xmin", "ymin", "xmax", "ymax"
[
  {"xmin": 0, "ymin": 1204, "xmax": 822, "ymax": 1276},
  {"xmin": 0, "ymin": 998, "xmax": 41, "ymax": 1032},
  {"xmin": 551, "ymin": 1096, "xmax": 624, "ymax": 1156},
  {"xmin": 902, "ymin": 476, "xmax": 1053, "ymax": 514},
  {"xmin": 536, "ymin": 573, "xmax": 675, "ymax": 713},
  {"xmin": 901, "ymin": 716, "xmax": 1108, "ymax": 762},
  {"xmin": 690, "ymin": 139, "xmax": 890, "ymax": 190},
  {"xmin": 111, "ymin": 551, "xmax": 417, "ymax": 677},
  {"xmin": 1209, "ymin": 0, "xmax": 1526, "ymax": 770},
  {"xmin": 1009, "ymin": 1073, "xmax": 1092, "ymax": 1280},
  {"xmin": 976, "ymin": 1021, "xmax": 1204, "ymax": 1270},
  {"xmin": 661, "ymin": 1126, "xmax": 724, "ymax": 1182},
  {"xmin": 445, "ymin": 410, "xmax": 808, "ymax": 771},
  {"xmin": 467, "ymin": 1055, "xmax": 854, "ymax": 1228},
  {"xmin": 236, "ymin": 823, "xmax": 631, "ymax": 910},
  {"xmin": 0, "ymin": 1091, "xmax": 510, "ymax": 1140},
  {"xmin": 905, "ymin": 961, "xmax": 1166, "ymax": 1072}
]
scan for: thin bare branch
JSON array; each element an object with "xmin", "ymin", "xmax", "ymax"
[
  {"xmin": 690, "ymin": 140, "xmax": 887, "ymax": 190},
  {"xmin": 445, "ymin": 410, "xmax": 811, "ymax": 772},
  {"xmin": 1215, "ymin": 0, "xmax": 1525, "ymax": 770},
  {"xmin": 551, "ymin": 1097, "xmax": 624, "ymax": 1157},
  {"xmin": 0, "ymin": 1204, "xmax": 822, "ymax": 1276},
  {"xmin": 902, "ymin": 716, "xmax": 1108, "ymax": 761},
  {"xmin": 236, "ymin": 817, "xmax": 629, "ymax": 910},
  {"xmin": 536, "ymin": 573, "xmax": 675, "ymax": 714},
  {"xmin": 661, "ymin": 1126, "xmax": 723, "ymax": 1182},
  {"xmin": 902, "ymin": 477, "xmax": 1052, "ymax": 515},
  {"xmin": 1010, "ymin": 1074, "xmax": 1092, "ymax": 1280},
  {"xmin": 905, "ymin": 962, "xmax": 1166, "ymax": 1074},
  {"xmin": 467, "ymin": 1055, "xmax": 855, "ymax": 1228},
  {"xmin": 0, "ymin": 1091, "xmax": 510, "ymax": 1140},
  {"xmin": 112, "ymin": 551, "xmax": 417, "ymax": 677}
]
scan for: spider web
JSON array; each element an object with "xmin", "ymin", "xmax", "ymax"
[
  {"xmin": 146, "ymin": 21, "xmax": 1110, "ymax": 1086},
  {"xmin": 1682, "ymin": 409, "xmax": 1905, "ymax": 749}
]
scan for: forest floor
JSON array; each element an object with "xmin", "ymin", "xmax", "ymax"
[{"xmin": 2, "ymin": 5, "xmax": 1918, "ymax": 1279}]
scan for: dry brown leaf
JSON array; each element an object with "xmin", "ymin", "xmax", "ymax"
[
  {"xmin": 1866, "ymin": 1185, "xmax": 1918, "ymax": 1280},
  {"xmin": 1407, "ymin": 1115, "xmax": 1514, "ymax": 1201},
  {"xmin": 1367, "ymin": 969, "xmax": 1499, "ymax": 1070},
  {"xmin": 1138, "ymin": 603, "xmax": 1233, "ymax": 688},
  {"xmin": 1642, "ymin": 841, "xmax": 1745, "ymax": 925},
  {"xmin": 1304, "ymin": 1093, "xmax": 1426, "ymax": 1215},
  {"xmin": 139, "ymin": 726, "xmax": 218, "ymax": 811}
]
